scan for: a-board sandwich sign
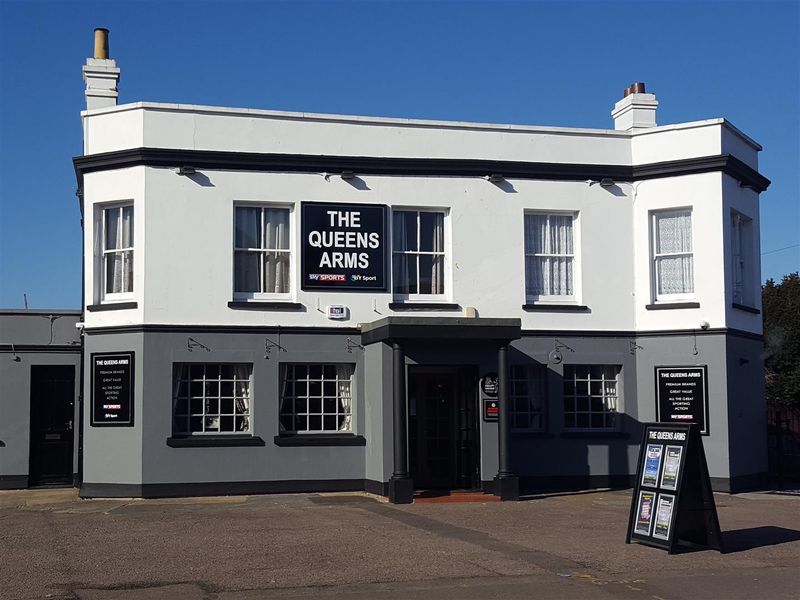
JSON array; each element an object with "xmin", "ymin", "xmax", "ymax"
[
  {"xmin": 655, "ymin": 366, "xmax": 709, "ymax": 434},
  {"xmin": 301, "ymin": 202, "xmax": 388, "ymax": 291},
  {"xmin": 91, "ymin": 352, "xmax": 135, "ymax": 427},
  {"xmin": 626, "ymin": 423, "xmax": 722, "ymax": 553}
]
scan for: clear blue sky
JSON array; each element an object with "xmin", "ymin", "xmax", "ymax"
[{"xmin": 1, "ymin": 0, "xmax": 797, "ymax": 309}]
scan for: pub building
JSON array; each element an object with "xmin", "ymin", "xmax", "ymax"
[{"xmin": 0, "ymin": 30, "xmax": 770, "ymax": 501}]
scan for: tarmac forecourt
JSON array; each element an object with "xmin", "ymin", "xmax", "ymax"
[{"xmin": 0, "ymin": 486, "xmax": 798, "ymax": 599}]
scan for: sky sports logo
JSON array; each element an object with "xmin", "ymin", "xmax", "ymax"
[{"xmin": 308, "ymin": 274, "xmax": 346, "ymax": 282}]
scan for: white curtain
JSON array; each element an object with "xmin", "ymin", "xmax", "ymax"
[
  {"xmin": 731, "ymin": 215, "xmax": 744, "ymax": 303},
  {"xmin": 234, "ymin": 365, "xmax": 251, "ymax": 432},
  {"xmin": 430, "ymin": 213, "xmax": 444, "ymax": 294},
  {"xmin": 655, "ymin": 211, "xmax": 693, "ymax": 295},
  {"xmin": 105, "ymin": 206, "xmax": 134, "ymax": 294},
  {"xmin": 336, "ymin": 365, "xmax": 354, "ymax": 432},
  {"xmin": 525, "ymin": 214, "xmax": 573, "ymax": 296},
  {"xmin": 392, "ymin": 212, "xmax": 414, "ymax": 293}
]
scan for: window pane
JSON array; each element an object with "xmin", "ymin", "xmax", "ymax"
[
  {"xmin": 527, "ymin": 256, "xmax": 573, "ymax": 296},
  {"xmin": 105, "ymin": 253, "xmax": 122, "ymax": 294},
  {"xmin": 121, "ymin": 205, "xmax": 133, "ymax": 248},
  {"xmin": 549, "ymin": 215, "xmax": 573, "ymax": 254},
  {"xmin": 392, "ymin": 253, "xmax": 417, "ymax": 294},
  {"xmin": 419, "ymin": 255, "xmax": 444, "ymax": 294},
  {"xmin": 263, "ymin": 252, "xmax": 290, "ymax": 294},
  {"xmin": 173, "ymin": 363, "xmax": 252, "ymax": 434},
  {"xmin": 234, "ymin": 251, "xmax": 261, "ymax": 293},
  {"xmin": 393, "ymin": 211, "xmax": 417, "ymax": 252},
  {"xmin": 105, "ymin": 207, "xmax": 119, "ymax": 250},
  {"xmin": 235, "ymin": 207, "xmax": 262, "ymax": 248},
  {"xmin": 419, "ymin": 212, "xmax": 444, "ymax": 252},
  {"xmin": 279, "ymin": 364, "xmax": 353, "ymax": 433},
  {"xmin": 656, "ymin": 211, "xmax": 692, "ymax": 254},
  {"xmin": 657, "ymin": 256, "xmax": 694, "ymax": 295},
  {"xmin": 264, "ymin": 208, "xmax": 290, "ymax": 250}
]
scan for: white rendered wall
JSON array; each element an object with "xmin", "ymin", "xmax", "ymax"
[
  {"xmin": 130, "ymin": 167, "xmax": 635, "ymax": 330},
  {"xmin": 632, "ymin": 173, "xmax": 728, "ymax": 331}
]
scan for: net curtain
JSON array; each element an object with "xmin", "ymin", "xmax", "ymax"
[
  {"xmin": 655, "ymin": 211, "xmax": 694, "ymax": 295},
  {"xmin": 524, "ymin": 214, "xmax": 574, "ymax": 297}
]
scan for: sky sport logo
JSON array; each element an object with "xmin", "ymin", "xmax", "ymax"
[{"xmin": 308, "ymin": 274, "xmax": 346, "ymax": 282}]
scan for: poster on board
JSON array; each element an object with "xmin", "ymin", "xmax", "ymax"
[
  {"xmin": 660, "ymin": 445, "xmax": 683, "ymax": 490},
  {"xmin": 652, "ymin": 494, "xmax": 676, "ymax": 540},
  {"xmin": 642, "ymin": 444, "xmax": 663, "ymax": 487},
  {"xmin": 634, "ymin": 491, "xmax": 656, "ymax": 535}
]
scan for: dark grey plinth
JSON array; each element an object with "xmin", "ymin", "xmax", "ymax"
[{"xmin": 388, "ymin": 477, "xmax": 414, "ymax": 504}]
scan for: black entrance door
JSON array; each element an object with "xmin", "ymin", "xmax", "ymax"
[
  {"xmin": 29, "ymin": 365, "xmax": 75, "ymax": 486},
  {"xmin": 409, "ymin": 367, "xmax": 479, "ymax": 490}
]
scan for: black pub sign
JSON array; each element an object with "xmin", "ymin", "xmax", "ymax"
[
  {"xmin": 91, "ymin": 352, "xmax": 134, "ymax": 427},
  {"xmin": 301, "ymin": 202, "xmax": 387, "ymax": 291},
  {"xmin": 655, "ymin": 366, "xmax": 708, "ymax": 435}
]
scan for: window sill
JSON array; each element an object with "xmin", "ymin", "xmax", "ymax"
[
  {"xmin": 512, "ymin": 432, "xmax": 555, "ymax": 439},
  {"xmin": 87, "ymin": 301, "xmax": 138, "ymax": 312},
  {"xmin": 167, "ymin": 435, "xmax": 266, "ymax": 448},
  {"xmin": 228, "ymin": 301, "xmax": 304, "ymax": 310},
  {"xmin": 645, "ymin": 302, "xmax": 700, "ymax": 310},
  {"xmin": 732, "ymin": 303, "xmax": 760, "ymax": 314},
  {"xmin": 389, "ymin": 302, "xmax": 460, "ymax": 311},
  {"xmin": 274, "ymin": 434, "xmax": 366, "ymax": 447},
  {"xmin": 522, "ymin": 304, "xmax": 589, "ymax": 312},
  {"xmin": 559, "ymin": 431, "xmax": 630, "ymax": 439}
]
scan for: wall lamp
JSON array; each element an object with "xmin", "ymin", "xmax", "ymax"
[
  {"xmin": 340, "ymin": 171, "xmax": 356, "ymax": 181},
  {"xmin": 484, "ymin": 174, "xmax": 504, "ymax": 183},
  {"xmin": 586, "ymin": 178, "xmax": 615, "ymax": 187},
  {"xmin": 176, "ymin": 166, "xmax": 197, "ymax": 176}
]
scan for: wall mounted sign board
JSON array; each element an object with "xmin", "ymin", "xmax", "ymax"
[
  {"xmin": 655, "ymin": 366, "xmax": 709, "ymax": 435},
  {"xmin": 91, "ymin": 352, "xmax": 134, "ymax": 427},
  {"xmin": 626, "ymin": 423, "xmax": 721, "ymax": 553},
  {"xmin": 301, "ymin": 202, "xmax": 387, "ymax": 291},
  {"xmin": 483, "ymin": 398, "xmax": 499, "ymax": 422},
  {"xmin": 481, "ymin": 373, "xmax": 499, "ymax": 398}
]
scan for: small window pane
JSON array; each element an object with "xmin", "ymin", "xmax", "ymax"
[
  {"xmin": 392, "ymin": 253, "xmax": 418, "ymax": 294},
  {"xmin": 264, "ymin": 208, "xmax": 290, "ymax": 250},
  {"xmin": 235, "ymin": 251, "xmax": 261, "ymax": 293},
  {"xmin": 121, "ymin": 205, "xmax": 133, "ymax": 248},
  {"xmin": 235, "ymin": 207, "xmax": 262, "ymax": 248},
  {"xmin": 263, "ymin": 252, "xmax": 290, "ymax": 294},
  {"xmin": 419, "ymin": 212, "xmax": 444, "ymax": 252},
  {"xmin": 105, "ymin": 208, "xmax": 120, "ymax": 250}
]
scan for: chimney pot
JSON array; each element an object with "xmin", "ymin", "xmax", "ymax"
[
  {"xmin": 631, "ymin": 82, "xmax": 646, "ymax": 94},
  {"xmin": 94, "ymin": 28, "xmax": 109, "ymax": 59}
]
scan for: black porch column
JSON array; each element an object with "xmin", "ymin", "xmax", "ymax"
[
  {"xmin": 388, "ymin": 341, "xmax": 413, "ymax": 504},
  {"xmin": 496, "ymin": 343, "xmax": 520, "ymax": 500}
]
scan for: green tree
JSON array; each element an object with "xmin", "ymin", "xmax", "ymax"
[{"xmin": 763, "ymin": 272, "xmax": 800, "ymax": 409}]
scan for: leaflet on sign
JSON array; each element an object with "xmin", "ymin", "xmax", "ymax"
[
  {"xmin": 641, "ymin": 444, "xmax": 663, "ymax": 487},
  {"xmin": 652, "ymin": 494, "xmax": 675, "ymax": 540},
  {"xmin": 660, "ymin": 445, "xmax": 683, "ymax": 490},
  {"xmin": 635, "ymin": 491, "xmax": 656, "ymax": 535}
]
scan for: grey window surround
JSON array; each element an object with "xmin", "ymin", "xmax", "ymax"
[
  {"xmin": 645, "ymin": 302, "xmax": 701, "ymax": 310},
  {"xmin": 87, "ymin": 301, "xmax": 138, "ymax": 312},
  {"xmin": 274, "ymin": 434, "xmax": 366, "ymax": 447},
  {"xmin": 731, "ymin": 303, "xmax": 760, "ymax": 314},
  {"xmin": 227, "ymin": 301, "xmax": 304, "ymax": 310},
  {"xmin": 522, "ymin": 304, "xmax": 590, "ymax": 312}
]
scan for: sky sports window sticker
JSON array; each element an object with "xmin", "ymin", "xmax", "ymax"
[{"xmin": 302, "ymin": 202, "xmax": 387, "ymax": 290}]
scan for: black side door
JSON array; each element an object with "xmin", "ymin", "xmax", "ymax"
[{"xmin": 29, "ymin": 365, "xmax": 75, "ymax": 486}]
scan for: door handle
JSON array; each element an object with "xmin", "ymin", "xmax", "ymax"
[{"xmin": 68, "ymin": 420, "xmax": 73, "ymax": 430}]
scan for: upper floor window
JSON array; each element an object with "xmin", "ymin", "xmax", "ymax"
[
  {"xmin": 652, "ymin": 209, "xmax": 694, "ymax": 301},
  {"xmin": 102, "ymin": 204, "xmax": 134, "ymax": 298},
  {"xmin": 731, "ymin": 212, "xmax": 754, "ymax": 306},
  {"xmin": 563, "ymin": 365, "xmax": 620, "ymax": 430},
  {"xmin": 234, "ymin": 206, "xmax": 291, "ymax": 297},
  {"xmin": 392, "ymin": 210, "xmax": 446, "ymax": 296},
  {"xmin": 511, "ymin": 365, "xmax": 546, "ymax": 432},
  {"xmin": 524, "ymin": 213, "xmax": 575, "ymax": 301}
]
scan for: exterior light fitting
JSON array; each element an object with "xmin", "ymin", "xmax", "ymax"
[
  {"xmin": 176, "ymin": 166, "xmax": 196, "ymax": 176},
  {"xmin": 600, "ymin": 178, "xmax": 615, "ymax": 187},
  {"xmin": 485, "ymin": 174, "xmax": 504, "ymax": 183},
  {"xmin": 340, "ymin": 171, "xmax": 355, "ymax": 181}
]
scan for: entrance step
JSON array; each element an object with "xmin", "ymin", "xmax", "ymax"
[{"xmin": 413, "ymin": 490, "xmax": 500, "ymax": 504}]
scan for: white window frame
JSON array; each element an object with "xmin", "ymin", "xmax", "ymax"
[
  {"xmin": 651, "ymin": 208, "xmax": 695, "ymax": 303},
  {"xmin": 562, "ymin": 365, "xmax": 621, "ymax": 431},
  {"xmin": 98, "ymin": 202, "xmax": 134, "ymax": 303},
  {"xmin": 731, "ymin": 211, "xmax": 753, "ymax": 306},
  {"xmin": 232, "ymin": 203, "xmax": 294, "ymax": 301},
  {"xmin": 172, "ymin": 363, "xmax": 253, "ymax": 436},
  {"xmin": 279, "ymin": 364, "xmax": 355, "ymax": 434},
  {"xmin": 391, "ymin": 207, "xmax": 449, "ymax": 301},
  {"xmin": 523, "ymin": 211, "xmax": 579, "ymax": 303},
  {"xmin": 510, "ymin": 364, "xmax": 546, "ymax": 433}
]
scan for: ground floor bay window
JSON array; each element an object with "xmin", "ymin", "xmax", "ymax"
[{"xmin": 562, "ymin": 365, "xmax": 620, "ymax": 430}]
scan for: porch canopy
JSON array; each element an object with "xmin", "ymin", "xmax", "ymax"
[
  {"xmin": 360, "ymin": 316, "xmax": 521, "ymax": 345},
  {"xmin": 359, "ymin": 316, "xmax": 522, "ymax": 504}
]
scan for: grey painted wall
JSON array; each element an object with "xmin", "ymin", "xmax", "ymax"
[
  {"xmin": 79, "ymin": 326, "xmax": 765, "ymax": 495},
  {"xmin": 0, "ymin": 311, "xmax": 82, "ymax": 486}
]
